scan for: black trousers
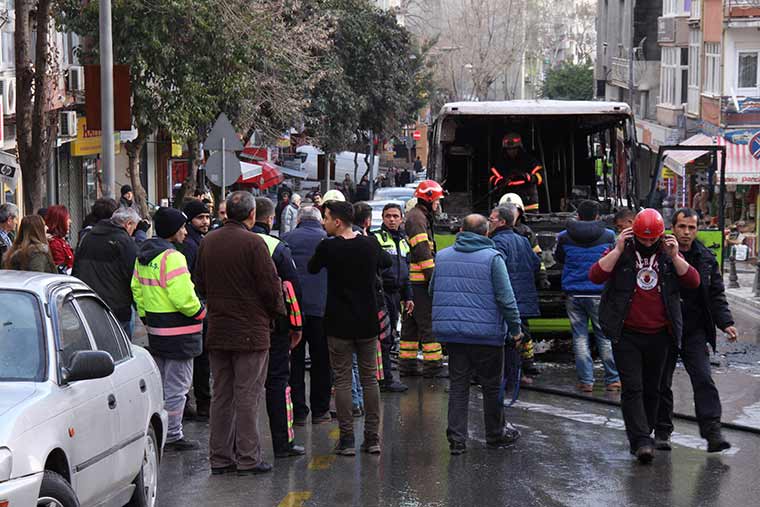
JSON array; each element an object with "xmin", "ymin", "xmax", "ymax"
[
  {"xmin": 446, "ymin": 343, "xmax": 505, "ymax": 445},
  {"xmin": 381, "ymin": 291, "xmax": 401, "ymax": 384},
  {"xmin": 266, "ymin": 331, "xmax": 293, "ymax": 453},
  {"xmin": 656, "ymin": 329, "xmax": 722, "ymax": 438},
  {"xmin": 611, "ymin": 329, "xmax": 671, "ymax": 452},
  {"xmin": 289, "ymin": 316, "xmax": 332, "ymax": 419},
  {"xmin": 192, "ymin": 319, "xmax": 211, "ymax": 410}
]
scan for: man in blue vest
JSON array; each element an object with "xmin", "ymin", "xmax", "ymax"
[
  {"xmin": 430, "ymin": 214, "xmax": 523, "ymax": 455},
  {"xmin": 555, "ymin": 200, "xmax": 620, "ymax": 393},
  {"xmin": 373, "ymin": 203, "xmax": 413, "ymax": 393}
]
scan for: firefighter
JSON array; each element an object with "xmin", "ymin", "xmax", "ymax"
[
  {"xmin": 490, "ymin": 133, "xmax": 544, "ymax": 212},
  {"xmin": 400, "ymin": 180, "xmax": 446, "ymax": 378},
  {"xmin": 498, "ymin": 193, "xmax": 546, "ymax": 379}
]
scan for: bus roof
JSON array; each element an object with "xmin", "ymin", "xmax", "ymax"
[{"xmin": 437, "ymin": 100, "xmax": 632, "ymax": 117}]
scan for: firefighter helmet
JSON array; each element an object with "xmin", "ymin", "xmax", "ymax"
[
  {"xmin": 414, "ymin": 180, "xmax": 444, "ymax": 202},
  {"xmin": 498, "ymin": 192, "xmax": 524, "ymax": 211},
  {"xmin": 633, "ymin": 208, "xmax": 665, "ymax": 240},
  {"xmin": 502, "ymin": 133, "xmax": 523, "ymax": 149},
  {"xmin": 323, "ymin": 189, "xmax": 346, "ymax": 202},
  {"xmin": 405, "ymin": 197, "xmax": 418, "ymax": 213}
]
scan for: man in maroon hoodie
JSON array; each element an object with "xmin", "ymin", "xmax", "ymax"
[{"xmin": 589, "ymin": 208, "xmax": 699, "ymax": 464}]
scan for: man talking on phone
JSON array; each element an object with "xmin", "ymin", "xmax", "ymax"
[
  {"xmin": 654, "ymin": 208, "xmax": 737, "ymax": 452},
  {"xmin": 589, "ymin": 208, "xmax": 700, "ymax": 464}
]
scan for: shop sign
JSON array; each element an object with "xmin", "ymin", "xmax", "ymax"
[
  {"xmin": 71, "ymin": 117, "xmax": 121, "ymax": 157},
  {"xmin": 0, "ymin": 164, "xmax": 16, "ymax": 185},
  {"xmin": 276, "ymin": 137, "xmax": 291, "ymax": 148},
  {"xmin": 171, "ymin": 138, "xmax": 183, "ymax": 157}
]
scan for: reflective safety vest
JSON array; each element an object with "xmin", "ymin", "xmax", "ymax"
[
  {"xmin": 255, "ymin": 233, "xmax": 302, "ymax": 329},
  {"xmin": 131, "ymin": 248, "xmax": 205, "ymax": 358},
  {"xmin": 374, "ymin": 230, "xmax": 410, "ymax": 257}
]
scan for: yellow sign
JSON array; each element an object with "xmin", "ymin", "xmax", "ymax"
[
  {"xmin": 171, "ymin": 138, "xmax": 183, "ymax": 157},
  {"xmin": 662, "ymin": 166, "xmax": 676, "ymax": 179},
  {"xmin": 71, "ymin": 118, "xmax": 121, "ymax": 157},
  {"xmin": 276, "ymin": 137, "xmax": 291, "ymax": 148}
]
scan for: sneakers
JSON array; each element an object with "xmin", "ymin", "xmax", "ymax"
[
  {"xmin": 635, "ymin": 445, "xmax": 655, "ymax": 464},
  {"xmin": 165, "ymin": 438, "xmax": 200, "ymax": 452},
  {"xmin": 312, "ymin": 412, "xmax": 333, "ymax": 424},
  {"xmin": 706, "ymin": 431, "xmax": 731, "ymax": 453},
  {"xmin": 360, "ymin": 441, "xmax": 381, "ymax": 454},
  {"xmin": 487, "ymin": 427, "xmax": 521, "ymax": 449},
  {"xmin": 654, "ymin": 434, "xmax": 672, "ymax": 451},
  {"xmin": 236, "ymin": 462, "xmax": 273, "ymax": 475},
  {"xmin": 335, "ymin": 438, "xmax": 356, "ymax": 456},
  {"xmin": 605, "ymin": 382, "xmax": 622, "ymax": 392},
  {"xmin": 576, "ymin": 383, "xmax": 594, "ymax": 393},
  {"xmin": 275, "ymin": 444, "xmax": 306, "ymax": 458},
  {"xmin": 449, "ymin": 442, "xmax": 467, "ymax": 455},
  {"xmin": 380, "ymin": 381, "xmax": 409, "ymax": 393}
]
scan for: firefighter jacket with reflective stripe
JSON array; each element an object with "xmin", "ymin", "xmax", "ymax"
[
  {"xmin": 255, "ymin": 232, "xmax": 303, "ymax": 331},
  {"xmin": 373, "ymin": 226, "xmax": 413, "ymax": 300},
  {"xmin": 131, "ymin": 238, "xmax": 205, "ymax": 359},
  {"xmin": 405, "ymin": 205, "xmax": 436, "ymax": 285}
]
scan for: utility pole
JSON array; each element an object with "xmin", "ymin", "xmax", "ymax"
[
  {"xmin": 628, "ymin": 1, "xmax": 636, "ymax": 111},
  {"xmin": 99, "ymin": 0, "xmax": 116, "ymax": 198}
]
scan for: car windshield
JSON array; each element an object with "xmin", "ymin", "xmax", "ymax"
[{"xmin": 0, "ymin": 291, "xmax": 45, "ymax": 381}]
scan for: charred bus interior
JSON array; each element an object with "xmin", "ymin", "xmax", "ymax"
[{"xmin": 430, "ymin": 111, "xmax": 638, "ymax": 321}]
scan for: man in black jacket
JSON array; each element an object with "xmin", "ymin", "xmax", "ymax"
[
  {"xmin": 73, "ymin": 207, "xmax": 140, "ymax": 336},
  {"xmin": 253, "ymin": 197, "xmax": 306, "ymax": 459},
  {"xmin": 181, "ymin": 200, "xmax": 211, "ymax": 272},
  {"xmin": 372, "ymin": 203, "xmax": 413, "ymax": 393},
  {"xmin": 655, "ymin": 208, "xmax": 737, "ymax": 452}
]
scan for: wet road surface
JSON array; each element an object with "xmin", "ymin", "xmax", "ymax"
[{"xmin": 157, "ymin": 376, "xmax": 760, "ymax": 507}]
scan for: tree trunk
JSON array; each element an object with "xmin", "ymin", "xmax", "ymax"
[
  {"xmin": 353, "ymin": 151, "xmax": 359, "ymax": 182},
  {"xmin": 16, "ymin": 0, "xmax": 54, "ymax": 214},
  {"xmin": 125, "ymin": 130, "xmax": 149, "ymax": 217},
  {"xmin": 174, "ymin": 137, "xmax": 199, "ymax": 207}
]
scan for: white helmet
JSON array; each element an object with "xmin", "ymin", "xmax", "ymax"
[
  {"xmin": 498, "ymin": 192, "xmax": 524, "ymax": 210},
  {"xmin": 323, "ymin": 189, "xmax": 346, "ymax": 202},
  {"xmin": 405, "ymin": 197, "xmax": 418, "ymax": 213}
]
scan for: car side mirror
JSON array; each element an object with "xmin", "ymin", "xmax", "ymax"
[{"xmin": 64, "ymin": 351, "xmax": 115, "ymax": 383}]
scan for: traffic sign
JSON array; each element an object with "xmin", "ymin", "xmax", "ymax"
[
  {"xmin": 412, "ymin": 130, "xmax": 421, "ymax": 141},
  {"xmin": 750, "ymin": 132, "xmax": 760, "ymax": 160},
  {"xmin": 204, "ymin": 150, "xmax": 241, "ymax": 187},
  {"xmin": 204, "ymin": 113, "xmax": 243, "ymax": 151}
]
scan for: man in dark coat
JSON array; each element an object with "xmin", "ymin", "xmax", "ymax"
[
  {"xmin": 282, "ymin": 205, "xmax": 332, "ymax": 424},
  {"xmin": 655, "ymin": 208, "xmax": 737, "ymax": 452},
  {"xmin": 73, "ymin": 206, "xmax": 140, "ymax": 336}
]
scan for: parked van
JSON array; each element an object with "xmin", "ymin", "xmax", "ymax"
[{"xmin": 297, "ymin": 145, "xmax": 380, "ymax": 184}]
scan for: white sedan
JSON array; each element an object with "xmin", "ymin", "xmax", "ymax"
[{"xmin": 0, "ymin": 272, "xmax": 167, "ymax": 507}]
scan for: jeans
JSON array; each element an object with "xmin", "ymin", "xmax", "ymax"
[
  {"xmin": 289, "ymin": 316, "xmax": 332, "ymax": 418},
  {"xmin": 208, "ymin": 350, "xmax": 269, "ymax": 469},
  {"xmin": 656, "ymin": 329, "xmax": 722, "ymax": 438},
  {"xmin": 328, "ymin": 336, "xmax": 380, "ymax": 443},
  {"xmin": 266, "ymin": 331, "xmax": 294, "ymax": 453},
  {"xmin": 566, "ymin": 296, "xmax": 620, "ymax": 385},
  {"xmin": 154, "ymin": 357, "xmax": 194, "ymax": 443},
  {"xmin": 612, "ymin": 329, "xmax": 671, "ymax": 452},
  {"xmin": 447, "ymin": 343, "xmax": 505, "ymax": 445},
  {"xmin": 351, "ymin": 354, "xmax": 363, "ymax": 408}
]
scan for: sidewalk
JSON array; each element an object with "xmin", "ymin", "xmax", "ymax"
[{"xmin": 723, "ymin": 261, "xmax": 760, "ymax": 312}]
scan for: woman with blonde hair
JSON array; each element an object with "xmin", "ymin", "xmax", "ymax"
[{"xmin": 3, "ymin": 215, "xmax": 56, "ymax": 273}]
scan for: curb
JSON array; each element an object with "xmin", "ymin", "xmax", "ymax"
[{"xmin": 726, "ymin": 291, "xmax": 760, "ymax": 313}]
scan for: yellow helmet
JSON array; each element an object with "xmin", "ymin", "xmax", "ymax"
[
  {"xmin": 323, "ymin": 189, "xmax": 346, "ymax": 202},
  {"xmin": 498, "ymin": 193, "xmax": 524, "ymax": 210}
]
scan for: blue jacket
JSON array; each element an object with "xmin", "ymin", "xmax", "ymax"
[
  {"xmin": 430, "ymin": 232, "xmax": 522, "ymax": 347},
  {"xmin": 490, "ymin": 226, "xmax": 540, "ymax": 317},
  {"xmin": 555, "ymin": 220, "xmax": 615, "ymax": 294},
  {"xmin": 281, "ymin": 220, "xmax": 328, "ymax": 318}
]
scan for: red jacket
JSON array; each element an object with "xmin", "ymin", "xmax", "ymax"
[{"xmin": 49, "ymin": 235, "xmax": 74, "ymax": 271}]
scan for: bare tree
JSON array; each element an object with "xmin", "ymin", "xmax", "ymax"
[{"xmin": 15, "ymin": 0, "xmax": 60, "ymax": 214}]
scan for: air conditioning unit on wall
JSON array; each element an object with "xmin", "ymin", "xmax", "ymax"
[
  {"xmin": 1, "ymin": 77, "xmax": 15, "ymax": 116},
  {"xmin": 68, "ymin": 65, "xmax": 84, "ymax": 93},
  {"xmin": 59, "ymin": 111, "xmax": 77, "ymax": 137}
]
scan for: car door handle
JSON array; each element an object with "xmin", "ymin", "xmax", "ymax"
[
  {"xmin": 139, "ymin": 379, "xmax": 147, "ymax": 393},
  {"xmin": 108, "ymin": 394, "xmax": 117, "ymax": 410}
]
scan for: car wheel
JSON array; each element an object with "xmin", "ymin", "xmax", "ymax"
[
  {"xmin": 37, "ymin": 470, "xmax": 80, "ymax": 507},
  {"xmin": 127, "ymin": 425, "xmax": 159, "ymax": 507}
]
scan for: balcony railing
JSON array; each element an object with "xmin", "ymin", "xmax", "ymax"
[{"xmin": 610, "ymin": 57, "xmax": 641, "ymax": 87}]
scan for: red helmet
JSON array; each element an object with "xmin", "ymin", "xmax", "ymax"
[
  {"xmin": 414, "ymin": 180, "xmax": 444, "ymax": 202},
  {"xmin": 632, "ymin": 208, "xmax": 665, "ymax": 240}
]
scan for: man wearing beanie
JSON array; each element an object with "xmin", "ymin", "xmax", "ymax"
[
  {"xmin": 131, "ymin": 207, "xmax": 206, "ymax": 451},
  {"xmin": 180, "ymin": 199, "xmax": 212, "ymax": 420}
]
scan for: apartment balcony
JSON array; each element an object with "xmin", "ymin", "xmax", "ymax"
[
  {"xmin": 727, "ymin": 0, "xmax": 760, "ymax": 24},
  {"xmin": 609, "ymin": 57, "xmax": 660, "ymax": 92}
]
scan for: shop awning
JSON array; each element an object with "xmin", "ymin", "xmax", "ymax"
[
  {"xmin": 663, "ymin": 134, "xmax": 713, "ymax": 176},
  {"xmin": 664, "ymin": 133, "xmax": 760, "ymax": 184},
  {"xmin": 237, "ymin": 161, "xmax": 284, "ymax": 190}
]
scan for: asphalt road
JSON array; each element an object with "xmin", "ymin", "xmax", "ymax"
[{"xmin": 156, "ymin": 376, "xmax": 760, "ymax": 507}]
